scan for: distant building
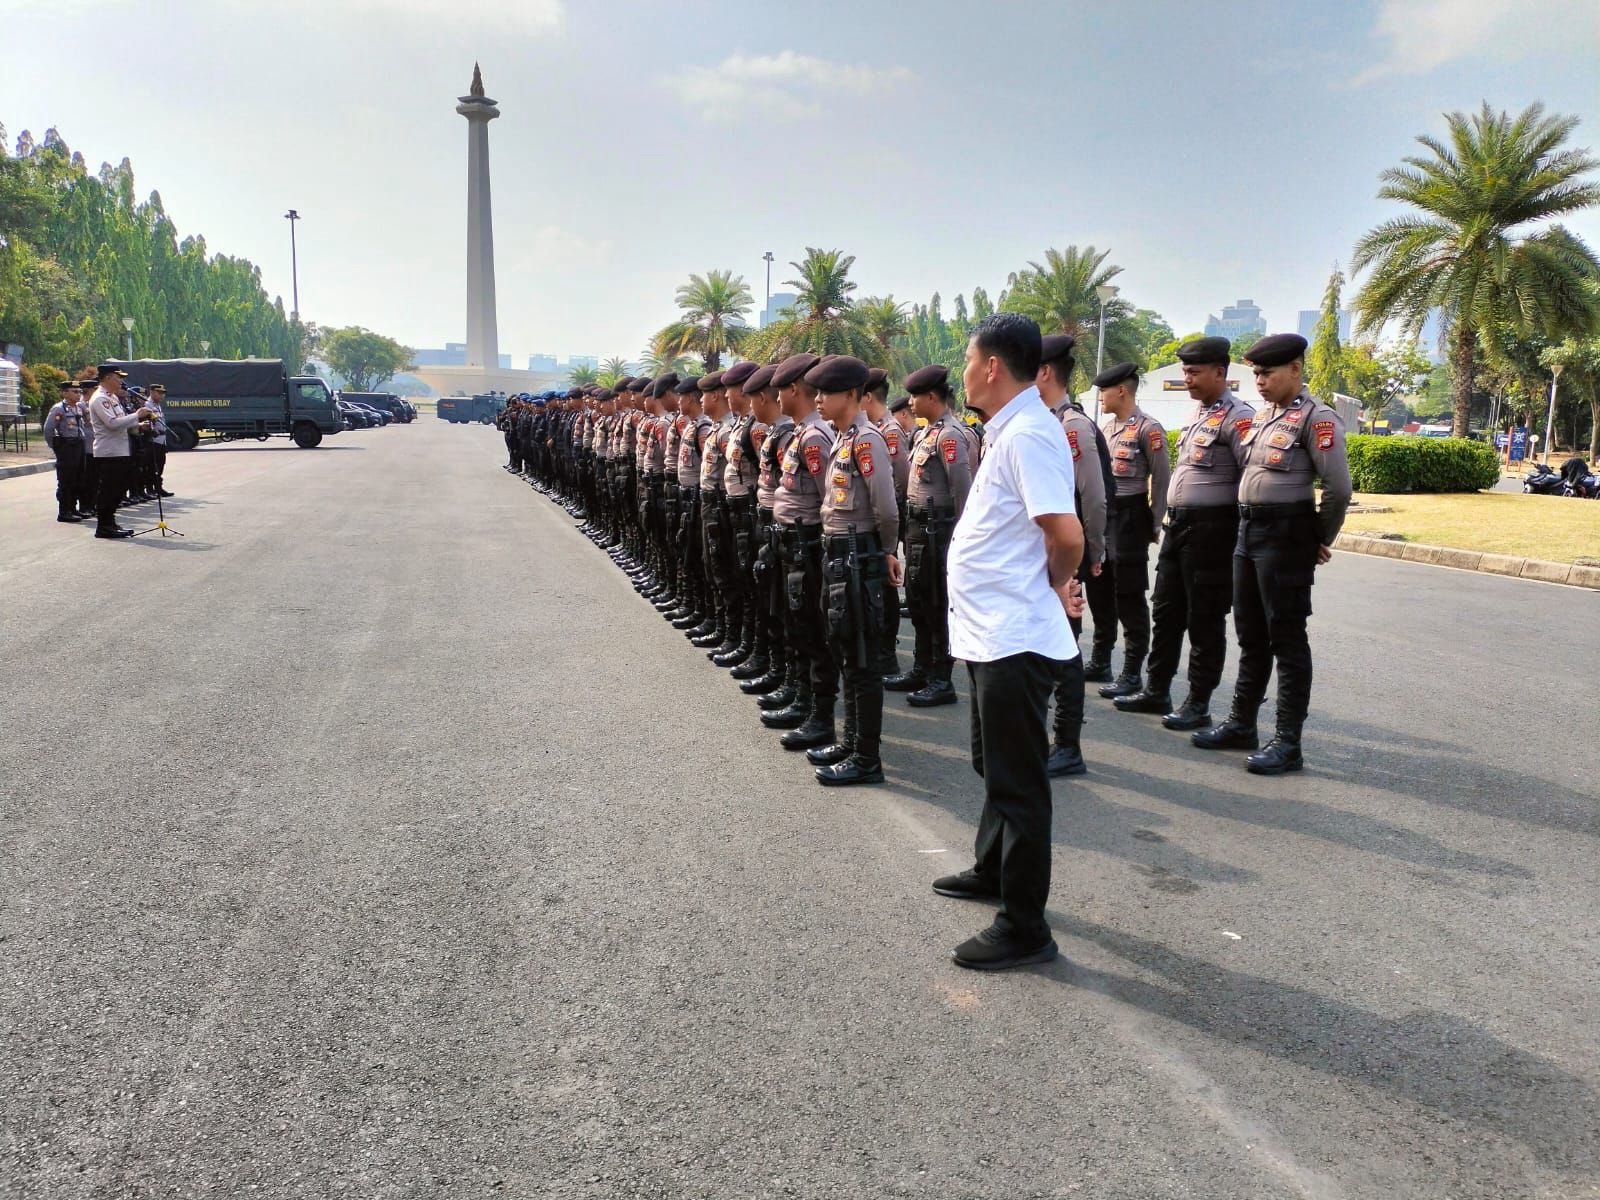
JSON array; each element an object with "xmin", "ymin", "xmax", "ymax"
[
  {"xmin": 760, "ymin": 292, "xmax": 798, "ymax": 329},
  {"xmin": 1296, "ymin": 308, "xmax": 1354, "ymax": 343},
  {"xmin": 1204, "ymin": 299, "xmax": 1266, "ymax": 341},
  {"xmin": 413, "ymin": 342, "xmax": 468, "ymax": 367},
  {"xmin": 528, "ymin": 353, "xmax": 558, "ymax": 373},
  {"xmin": 565, "ymin": 355, "xmax": 599, "ymax": 371}
]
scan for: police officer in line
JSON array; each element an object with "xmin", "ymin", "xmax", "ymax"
[
  {"xmin": 696, "ymin": 371, "xmax": 742, "ymax": 657},
  {"xmin": 764, "ymin": 351, "xmax": 837, "ymax": 740},
  {"xmin": 808, "ymin": 355, "xmax": 900, "ymax": 787},
  {"xmin": 863, "ymin": 368, "xmax": 907, "ymax": 680},
  {"xmin": 1193, "ymin": 333, "xmax": 1352, "ymax": 774},
  {"xmin": 1091, "ymin": 362, "xmax": 1171, "ymax": 699},
  {"xmin": 1115, "ymin": 336, "xmax": 1254, "ymax": 730},
  {"xmin": 1036, "ymin": 334, "xmax": 1111, "ymax": 776},
  {"xmin": 43, "ymin": 379, "xmax": 90, "ymax": 523},
  {"xmin": 718, "ymin": 361, "xmax": 765, "ymax": 672},
  {"xmin": 745, "ymin": 364, "xmax": 793, "ymax": 699},
  {"xmin": 670, "ymin": 377, "xmax": 712, "ymax": 634},
  {"xmin": 140, "ymin": 384, "xmax": 173, "ymax": 499},
  {"xmin": 884, "ymin": 363, "xmax": 976, "ymax": 707}
]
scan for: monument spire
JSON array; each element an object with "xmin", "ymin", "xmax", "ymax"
[{"xmin": 456, "ymin": 64, "xmax": 500, "ymax": 371}]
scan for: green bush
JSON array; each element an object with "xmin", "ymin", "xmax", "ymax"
[{"xmin": 1346, "ymin": 434, "xmax": 1499, "ymax": 493}]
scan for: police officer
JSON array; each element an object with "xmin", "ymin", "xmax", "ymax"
[
  {"xmin": 694, "ymin": 373, "xmax": 736, "ymax": 652},
  {"xmin": 672, "ymin": 377, "xmax": 713, "ymax": 633},
  {"xmin": 43, "ymin": 379, "xmax": 89, "ymax": 523},
  {"xmin": 745, "ymin": 363, "xmax": 792, "ymax": 697},
  {"xmin": 1193, "ymin": 333, "xmax": 1352, "ymax": 774},
  {"xmin": 863, "ymin": 367, "xmax": 907, "ymax": 680},
  {"xmin": 1092, "ymin": 363, "xmax": 1170, "ymax": 699},
  {"xmin": 1036, "ymin": 335, "xmax": 1111, "ymax": 775},
  {"xmin": 1116, "ymin": 337, "xmax": 1253, "ymax": 730},
  {"xmin": 144, "ymin": 384, "xmax": 172, "ymax": 497},
  {"xmin": 807, "ymin": 355, "xmax": 900, "ymax": 786},
  {"xmin": 885, "ymin": 363, "xmax": 976, "ymax": 707},
  {"xmin": 764, "ymin": 352, "xmax": 834, "ymax": 739},
  {"xmin": 718, "ymin": 361, "xmax": 763, "ymax": 670}
]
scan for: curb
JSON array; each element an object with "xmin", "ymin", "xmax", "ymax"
[
  {"xmin": 1334, "ymin": 533, "xmax": 1600, "ymax": 591},
  {"xmin": 0, "ymin": 460, "xmax": 55, "ymax": 481}
]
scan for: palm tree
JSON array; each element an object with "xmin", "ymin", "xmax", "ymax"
[
  {"xmin": 639, "ymin": 332, "xmax": 700, "ymax": 379},
  {"xmin": 654, "ymin": 269, "xmax": 753, "ymax": 372},
  {"xmin": 1001, "ymin": 245, "xmax": 1140, "ymax": 392},
  {"xmin": 566, "ymin": 363, "xmax": 599, "ymax": 387},
  {"xmin": 743, "ymin": 247, "xmax": 886, "ymax": 365},
  {"xmin": 1352, "ymin": 102, "xmax": 1600, "ymax": 437}
]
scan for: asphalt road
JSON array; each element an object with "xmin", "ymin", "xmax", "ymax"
[{"xmin": 2, "ymin": 421, "xmax": 1597, "ymax": 1200}]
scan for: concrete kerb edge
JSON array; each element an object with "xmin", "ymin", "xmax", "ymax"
[
  {"xmin": 0, "ymin": 461, "xmax": 55, "ymax": 481},
  {"xmin": 1334, "ymin": 533, "xmax": 1595, "ymax": 591}
]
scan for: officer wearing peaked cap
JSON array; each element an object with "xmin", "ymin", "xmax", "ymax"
[
  {"xmin": 1115, "ymin": 336, "xmax": 1254, "ymax": 731},
  {"xmin": 863, "ymin": 366, "xmax": 908, "ymax": 682},
  {"xmin": 1193, "ymin": 333, "xmax": 1351, "ymax": 774}
]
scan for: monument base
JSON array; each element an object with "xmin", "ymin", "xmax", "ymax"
[{"xmin": 408, "ymin": 364, "xmax": 565, "ymax": 399}]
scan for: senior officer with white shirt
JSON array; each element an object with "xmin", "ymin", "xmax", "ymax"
[{"xmin": 933, "ymin": 313, "xmax": 1085, "ymax": 972}]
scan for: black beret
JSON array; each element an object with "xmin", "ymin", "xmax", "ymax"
[
  {"xmin": 613, "ymin": 376, "xmax": 635, "ymax": 390},
  {"xmin": 888, "ymin": 394, "xmax": 910, "ymax": 413},
  {"xmin": 1039, "ymin": 334, "xmax": 1076, "ymax": 364},
  {"xmin": 674, "ymin": 376, "xmax": 701, "ymax": 395},
  {"xmin": 594, "ymin": 387, "xmax": 616, "ymax": 401},
  {"xmin": 697, "ymin": 371, "xmax": 724, "ymax": 391},
  {"xmin": 721, "ymin": 361, "xmax": 759, "ymax": 389},
  {"xmin": 742, "ymin": 364, "xmax": 776, "ymax": 394},
  {"xmin": 1092, "ymin": 362, "xmax": 1138, "ymax": 389},
  {"xmin": 1244, "ymin": 333, "xmax": 1308, "ymax": 367},
  {"xmin": 1175, "ymin": 336, "xmax": 1231, "ymax": 366},
  {"xmin": 903, "ymin": 363, "xmax": 949, "ymax": 394},
  {"xmin": 96, "ymin": 364, "xmax": 129, "ymax": 380},
  {"xmin": 565, "ymin": 388, "xmax": 583, "ymax": 399},
  {"xmin": 652, "ymin": 372, "xmax": 680, "ymax": 396},
  {"xmin": 864, "ymin": 367, "xmax": 889, "ymax": 393},
  {"xmin": 771, "ymin": 353, "xmax": 822, "ymax": 387},
  {"xmin": 804, "ymin": 354, "xmax": 871, "ymax": 392}
]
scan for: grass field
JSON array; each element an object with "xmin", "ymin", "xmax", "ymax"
[{"xmin": 1344, "ymin": 491, "xmax": 1600, "ymax": 562}]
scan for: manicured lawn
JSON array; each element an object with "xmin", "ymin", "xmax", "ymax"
[{"xmin": 1344, "ymin": 491, "xmax": 1600, "ymax": 562}]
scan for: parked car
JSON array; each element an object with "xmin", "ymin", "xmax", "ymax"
[
  {"xmin": 351, "ymin": 402, "xmax": 390, "ymax": 427},
  {"xmin": 337, "ymin": 400, "xmax": 374, "ymax": 429},
  {"xmin": 339, "ymin": 391, "xmax": 412, "ymax": 424}
]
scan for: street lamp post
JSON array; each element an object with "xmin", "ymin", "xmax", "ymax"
[
  {"xmin": 762, "ymin": 251, "xmax": 774, "ymax": 323},
  {"xmin": 1091, "ymin": 284, "xmax": 1119, "ymax": 423},
  {"xmin": 1543, "ymin": 363, "xmax": 1563, "ymax": 465},
  {"xmin": 284, "ymin": 209, "xmax": 301, "ymax": 322},
  {"xmin": 121, "ymin": 317, "xmax": 135, "ymax": 360}
]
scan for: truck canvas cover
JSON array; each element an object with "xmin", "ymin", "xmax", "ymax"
[{"xmin": 108, "ymin": 358, "xmax": 287, "ymax": 400}]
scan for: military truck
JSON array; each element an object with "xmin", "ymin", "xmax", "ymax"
[
  {"xmin": 437, "ymin": 393, "xmax": 506, "ymax": 424},
  {"xmin": 109, "ymin": 358, "xmax": 343, "ymax": 449}
]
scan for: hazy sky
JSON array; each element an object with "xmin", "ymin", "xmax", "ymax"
[{"xmin": 3, "ymin": 0, "xmax": 1598, "ymax": 364}]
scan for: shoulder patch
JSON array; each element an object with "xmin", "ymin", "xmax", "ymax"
[
  {"xmin": 942, "ymin": 438, "xmax": 959, "ymax": 464},
  {"xmin": 803, "ymin": 444, "xmax": 822, "ymax": 475},
  {"xmin": 1234, "ymin": 418, "xmax": 1253, "ymax": 438},
  {"xmin": 1066, "ymin": 429, "xmax": 1081, "ymax": 460},
  {"xmin": 1147, "ymin": 427, "xmax": 1164, "ymax": 453},
  {"xmin": 1313, "ymin": 419, "xmax": 1336, "ymax": 451},
  {"xmin": 856, "ymin": 443, "xmax": 875, "ymax": 477},
  {"xmin": 884, "ymin": 428, "xmax": 899, "ymax": 455}
]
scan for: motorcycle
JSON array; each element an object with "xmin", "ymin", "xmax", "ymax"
[
  {"xmin": 1559, "ymin": 457, "xmax": 1600, "ymax": 499},
  {"xmin": 1523, "ymin": 462, "xmax": 1565, "ymax": 495}
]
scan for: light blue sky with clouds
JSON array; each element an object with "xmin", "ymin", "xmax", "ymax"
[{"xmin": 3, "ymin": 0, "xmax": 1598, "ymax": 364}]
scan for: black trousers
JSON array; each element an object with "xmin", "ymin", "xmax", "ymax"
[
  {"xmin": 152, "ymin": 445, "xmax": 167, "ymax": 489},
  {"xmin": 1230, "ymin": 509, "xmax": 1320, "ymax": 731},
  {"xmin": 94, "ymin": 456, "xmax": 130, "ymax": 529},
  {"xmin": 823, "ymin": 539, "xmax": 887, "ymax": 760},
  {"xmin": 1107, "ymin": 496, "xmax": 1154, "ymax": 664},
  {"xmin": 1146, "ymin": 508, "xmax": 1240, "ymax": 695},
  {"xmin": 782, "ymin": 530, "xmax": 834, "ymax": 700},
  {"xmin": 80, "ymin": 452, "xmax": 99, "ymax": 513},
  {"xmin": 1084, "ymin": 558, "xmax": 1117, "ymax": 660},
  {"xmin": 904, "ymin": 514, "xmax": 955, "ymax": 681},
  {"xmin": 52, "ymin": 440, "xmax": 85, "ymax": 515},
  {"xmin": 969, "ymin": 652, "xmax": 1061, "ymax": 941}
]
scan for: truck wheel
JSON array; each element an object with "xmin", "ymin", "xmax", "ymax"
[
  {"xmin": 169, "ymin": 423, "xmax": 200, "ymax": 451},
  {"xmin": 291, "ymin": 423, "xmax": 324, "ymax": 449}
]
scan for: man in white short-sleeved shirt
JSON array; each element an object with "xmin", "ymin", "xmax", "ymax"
[{"xmin": 934, "ymin": 313, "xmax": 1085, "ymax": 972}]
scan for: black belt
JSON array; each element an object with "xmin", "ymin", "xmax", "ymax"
[
  {"xmin": 1112, "ymin": 493, "xmax": 1151, "ymax": 509},
  {"xmin": 908, "ymin": 503, "xmax": 955, "ymax": 521},
  {"xmin": 758, "ymin": 506, "xmax": 775, "ymax": 524},
  {"xmin": 647, "ymin": 470, "xmax": 666, "ymax": 482},
  {"xmin": 1238, "ymin": 501, "xmax": 1316, "ymax": 519},
  {"xmin": 825, "ymin": 531, "xmax": 883, "ymax": 556},
  {"xmin": 1166, "ymin": 505, "xmax": 1239, "ymax": 523},
  {"xmin": 727, "ymin": 494, "xmax": 755, "ymax": 510},
  {"xmin": 780, "ymin": 522, "xmax": 823, "ymax": 545}
]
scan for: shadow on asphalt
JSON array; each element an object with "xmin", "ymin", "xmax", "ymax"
[
  {"xmin": 190, "ymin": 443, "xmax": 366, "ymax": 452},
  {"xmin": 1039, "ymin": 914, "xmax": 1599, "ymax": 1176}
]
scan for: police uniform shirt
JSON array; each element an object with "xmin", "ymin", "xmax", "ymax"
[
  {"xmin": 724, "ymin": 414, "xmax": 762, "ymax": 497},
  {"xmin": 88, "ymin": 387, "xmax": 141, "ymax": 457},
  {"xmin": 756, "ymin": 415, "xmax": 795, "ymax": 509},
  {"xmin": 773, "ymin": 410, "xmax": 835, "ymax": 527},
  {"xmin": 44, "ymin": 399, "xmax": 87, "ymax": 445},
  {"xmin": 1238, "ymin": 386, "xmax": 1354, "ymax": 544},
  {"xmin": 701, "ymin": 413, "xmax": 734, "ymax": 492},
  {"xmin": 1101, "ymin": 406, "xmax": 1171, "ymax": 526},
  {"xmin": 906, "ymin": 411, "xmax": 977, "ymax": 516},
  {"xmin": 1054, "ymin": 401, "xmax": 1108, "ymax": 567},
  {"xmin": 664, "ymin": 413, "xmax": 684, "ymax": 474},
  {"xmin": 1167, "ymin": 393, "xmax": 1255, "ymax": 508},
  {"xmin": 147, "ymin": 399, "xmax": 168, "ymax": 446},
  {"xmin": 644, "ymin": 415, "xmax": 668, "ymax": 472},
  {"xmin": 875, "ymin": 415, "xmax": 910, "ymax": 502},
  {"xmin": 820, "ymin": 413, "xmax": 899, "ymax": 547},
  {"xmin": 678, "ymin": 414, "xmax": 712, "ymax": 488}
]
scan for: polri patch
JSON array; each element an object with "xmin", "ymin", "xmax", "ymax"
[
  {"xmin": 804, "ymin": 445, "xmax": 822, "ymax": 475},
  {"xmin": 1066, "ymin": 429, "xmax": 1081, "ymax": 460},
  {"xmin": 1314, "ymin": 419, "xmax": 1336, "ymax": 451},
  {"xmin": 1147, "ymin": 428, "xmax": 1164, "ymax": 453},
  {"xmin": 856, "ymin": 445, "xmax": 875, "ymax": 476},
  {"xmin": 942, "ymin": 439, "xmax": 959, "ymax": 465}
]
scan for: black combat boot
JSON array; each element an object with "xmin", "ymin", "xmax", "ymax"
[
  {"xmin": 730, "ymin": 651, "xmax": 768, "ymax": 680},
  {"xmin": 815, "ymin": 689, "xmax": 883, "ymax": 786},
  {"xmin": 1097, "ymin": 653, "xmax": 1143, "ymax": 699},
  {"xmin": 1161, "ymin": 691, "xmax": 1213, "ymax": 731},
  {"xmin": 906, "ymin": 664, "xmax": 957, "ymax": 707},
  {"xmin": 760, "ymin": 678, "xmax": 810, "ymax": 728},
  {"xmin": 1191, "ymin": 706, "xmax": 1260, "ymax": 751},
  {"xmin": 1081, "ymin": 639, "xmax": 1114, "ymax": 684},
  {"xmin": 807, "ymin": 692, "xmax": 856, "ymax": 766},
  {"xmin": 757, "ymin": 661, "xmax": 799, "ymax": 710},
  {"xmin": 671, "ymin": 607, "xmax": 703, "ymax": 629},
  {"xmin": 709, "ymin": 606, "xmax": 746, "ymax": 663},
  {"xmin": 1114, "ymin": 680, "xmax": 1172, "ymax": 714},
  {"xmin": 1246, "ymin": 725, "xmax": 1304, "ymax": 775},
  {"xmin": 690, "ymin": 608, "xmax": 725, "ymax": 648},
  {"xmin": 740, "ymin": 647, "xmax": 784, "ymax": 693},
  {"xmin": 882, "ymin": 666, "xmax": 926, "ymax": 692},
  {"xmin": 1047, "ymin": 657, "xmax": 1087, "ymax": 777},
  {"xmin": 780, "ymin": 695, "xmax": 835, "ymax": 750}
]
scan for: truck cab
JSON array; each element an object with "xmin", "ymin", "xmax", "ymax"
[{"xmin": 289, "ymin": 377, "xmax": 342, "ymax": 446}]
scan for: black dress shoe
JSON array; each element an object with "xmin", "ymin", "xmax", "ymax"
[
  {"xmin": 1098, "ymin": 673, "xmax": 1142, "ymax": 700},
  {"xmin": 882, "ymin": 668, "xmax": 926, "ymax": 693},
  {"xmin": 780, "ymin": 717, "xmax": 835, "ymax": 751},
  {"xmin": 1192, "ymin": 718, "xmax": 1260, "ymax": 751},
  {"xmin": 1046, "ymin": 743, "xmax": 1087, "ymax": 777},
  {"xmin": 1113, "ymin": 687, "xmax": 1171, "ymax": 714},
  {"xmin": 806, "ymin": 740, "xmax": 852, "ymax": 767},
  {"xmin": 729, "ymin": 656, "xmax": 768, "ymax": 681},
  {"xmin": 157, "ymin": 489, "xmax": 174, "ymax": 498},
  {"xmin": 1162, "ymin": 698, "xmax": 1212, "ymax": 731},
  {"xmin": 757, "ymin": 686, "xmax": 797, "ymax": 712},
  {"xmin": 952, "ymin": 926, "xmax": 1058, "ymax": 972},
  {"xmin": 906, "ymin": 680, "xmax": 957, "ymax": 707},
  {"xmin": 815, "ymin": 755, "xmax": 884, "ymax": 786},
  {"xmin": 932, "ymin": 869, "xmax": 1000, "ymax": 900},
  {"xmin": 94, "ymin": 527, "xmax": 134, "ymax": 539},
  {"xmin": 1247, "ymin": 736, "xmax": 1304, "ymax": 775},
  {"xmin": 1081, "ymin": 656, "xmax": 1113, "ymax": 684}
]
